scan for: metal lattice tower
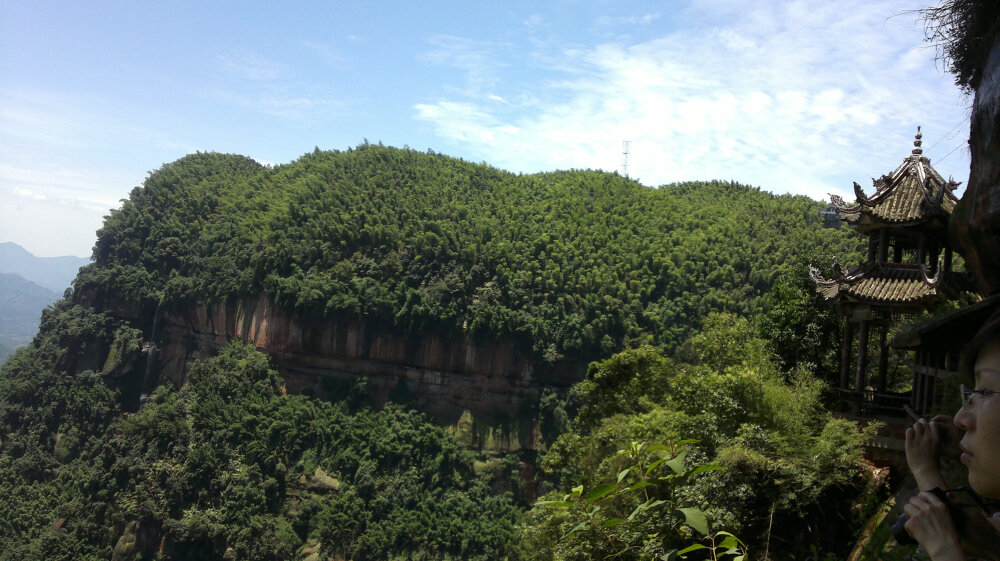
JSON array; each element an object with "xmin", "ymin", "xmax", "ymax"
[{"xmin": 621, "ymin": 140, "xmax": 631, "ymax": 178}]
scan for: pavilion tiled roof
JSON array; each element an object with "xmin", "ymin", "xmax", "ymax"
[
  {"xmin": 837, "ymin": 128, "xmax": 960, "ymax": 226},
  {"xmin": 810, "ymin": 262, "xmax": 979, "ymax": 306}
]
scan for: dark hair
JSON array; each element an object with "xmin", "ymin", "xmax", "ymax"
[
  {"xmin": 961, "ymin": 306, "xmax": 1000, "ymax": 379},
  {"xmin": 922, "ymin": 0, "xmax": 1000, "ymax": 92}
]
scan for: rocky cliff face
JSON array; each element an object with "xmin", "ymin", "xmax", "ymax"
[{"xmin": 138, "ymin": 295, "xmax": 584, "ymax": 451}]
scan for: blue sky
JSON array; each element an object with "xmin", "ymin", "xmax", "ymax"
[{"xmin": 1, "ymin": 0, "xmax": 972, "ymax": 257}]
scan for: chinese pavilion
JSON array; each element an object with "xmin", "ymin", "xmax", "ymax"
[{"xmin": 810, "ymin": 128, "xmax": 977, "ymax": 416}]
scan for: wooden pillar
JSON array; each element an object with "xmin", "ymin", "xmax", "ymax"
[
  {"xmin": 878, "ymin": 325, "xmax": 889, "ymax": 393},
  {"xmin": 944, "ymin": 247, "xmax": 953, "ymax": 274},
  {"xmin": 867, "ymin": 236, "xmax": 878, "ymax": 261},
  {"xmin": 877, "ymin": 230, "xmax": 889, "ymax": 263},
  {"xmin": 840, "ymin": 321, "xmax": 854, "ymax": 389},
  {"xmin": 917, "ymin": 233, "xmax": 927, "ymax": 265},
  {"xmin": 924, "ymin": 375, "xmax": 936, "ymax": 414},
  {"xmin": 855, "ymin": 321, "xmax": 870, "ymax": 413},
  {"xmin": 893, "ymin": 243, "xmax": 903, "ymax": 263}
]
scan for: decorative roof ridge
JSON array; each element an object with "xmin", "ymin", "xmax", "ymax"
[
  {"xmin": 848, "ymin": 128, "xmax": 960, "ymax": 213},
  {"xmin": 920, "ymin": 261, "xmax": 942, "ymax": 288},
  {"xmin": 920, "ymin": 174, "xmax": 947, "ymax": 208},
  {"xmin": 842, "ymin": 261, "xmax": 875, "ymax": 282},
  {"xmin": 853, "ymin": 181, "xmax": 871, "ymax": 206}
]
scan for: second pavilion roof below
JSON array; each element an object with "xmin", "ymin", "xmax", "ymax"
[{"xmin": 810, "ymin": 262, "xmax": 979, "ymax": 307}]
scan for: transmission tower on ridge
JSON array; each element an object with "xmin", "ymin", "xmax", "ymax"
[{"xmin": 621, "ymin": 140, "xmax": 631, "ymax": 178}]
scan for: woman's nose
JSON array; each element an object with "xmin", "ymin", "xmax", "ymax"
[{"xmin": 954, "ymin": 407, "xmax": 974, "ymax": 431}]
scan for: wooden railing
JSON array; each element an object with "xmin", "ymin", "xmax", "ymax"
[{"xmin": 836, "ymin": 388, "xmax": 911, "ymax": 418}]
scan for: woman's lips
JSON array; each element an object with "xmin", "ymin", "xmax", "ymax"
[{"xmin": 960, "ymin": 443, "xmax": 973, "ymax": 464}]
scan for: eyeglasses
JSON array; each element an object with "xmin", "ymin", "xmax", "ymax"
[{"xmin": 960, "ymin": 384, "xmax": 998, "ymax": 408}]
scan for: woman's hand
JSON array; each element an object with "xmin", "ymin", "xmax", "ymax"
[
  {"xmin": 902, "ymin": 491, "xmax": 964, "ymax": 561},
  {"xmin": 929, "ymin": 415, "xmax": 963, "ymax": 462},
  {"xmin": 906, "ymin": 418, "xmax": 948, "ymax": 490}
]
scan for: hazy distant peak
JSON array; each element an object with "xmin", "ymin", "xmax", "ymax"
[{"xmin": 0, "ymin": 242, "xmax": 90, "ymax": 293}]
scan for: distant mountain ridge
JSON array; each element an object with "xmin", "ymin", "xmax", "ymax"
[
  {"xmin": 0, "ymin": 241, "xmax": 90, "ymax": 293},
  {"xmin": 0, "ymin": 272, "xmax": 60, "ymax": 362}
]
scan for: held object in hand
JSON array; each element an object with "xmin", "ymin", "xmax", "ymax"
[
  {"xmin": 891, "ymin": 488, "xmax": 958, "ymax": 545},
  {"xmin": 891, "ymin": 487, "xmax": 997, "ymax": 546}
]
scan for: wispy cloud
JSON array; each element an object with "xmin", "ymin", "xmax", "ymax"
[
  {"xmin": 595, "ymin": 13, "xmax": 661, "ymax": 26},
  {"xmin": 418, "ymin": 35, "xmax": 510, "ymax": 96},
  {"xmin": 200, "ymin": 86, "xmax": 348, "ymax": 121},
  {"xmin": 523, "ymin": 14, "xmax": 544, "ymax": 28},
  {"xmin": 215, "ymin": 49, "xmax": 286, "ymax": 80},
  {"xmin": 414, "ymin": 0, "xmax": 970, "ymax": 202},
  {"xmin": 299, "ymin": 40, "xmax": 351, "ymax": 67}
]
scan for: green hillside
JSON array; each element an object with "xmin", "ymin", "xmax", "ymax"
[{"xmin": 81, "ymin": 145, "xmax": 862, "ymax": 363}]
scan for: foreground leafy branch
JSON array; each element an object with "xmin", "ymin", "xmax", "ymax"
[{"xmin": 535, "ymin": 441, "xmax": 745, "ymax": 561}]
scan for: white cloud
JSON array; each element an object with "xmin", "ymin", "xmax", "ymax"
[{"xmin": 413, "ymin": 0, "xmax": 970, "ymax": 202}]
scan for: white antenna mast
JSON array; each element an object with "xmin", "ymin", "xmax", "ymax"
[{"xmin": 621, "ymin": 140, "xmax": 631, "ymax": 178}]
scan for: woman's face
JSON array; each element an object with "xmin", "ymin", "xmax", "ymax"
[{"xmin": 956, "ymin": 339, "xmax": 1000, "ymax": 498}]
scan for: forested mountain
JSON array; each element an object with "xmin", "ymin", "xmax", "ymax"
[
  {"xmin": 82, "ymin": 146, "xmax": 862, "ymax": 363},
  {"xmin": 0, "ymin": 145, "xmax": 877, "ymax": 560}
]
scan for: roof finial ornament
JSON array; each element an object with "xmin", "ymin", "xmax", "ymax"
[{"xmin": 912, "ymin": 126, "xmax": 923, "ymax": 156}]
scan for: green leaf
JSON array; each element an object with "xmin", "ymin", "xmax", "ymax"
[
  {"xmin": 563, "ymin": 520, "xmax": 588, "ymax": 539},
  {"xmin": 602, "ymin": 517, "xmax": 625, "ymax": 528},
  {"xmin": 660, "ymin": 550, "xmax": 678, "ymax": 561},
  {"xmin": 677, "ymin": 544, "xmax": 708, "ymax": 555},
  {"xmin": 645, "ymin": 458, "xmax": 666, "ymax": 474},
  {"xmin": 679, "ymin": 507, "xmax": 710, "ymax": 536},
  {"xmin": 665, "ymin": 451, "xmax": 688, "ymax": 474},
  {"xmin": 627, "ymin": 503, "xmax": 646, "ymax": 521},
  {"xmin": 718, "ymin": 535, "xmax": 739, "ymax": 549},
  {"xmin": 572, "ymin": 484, "xmax": 584, "ymax": 498},
  {"xmin": 584, "ymin": 483, "xmax": 618, "ymax": 503},
  {"xmin": 676, "ymin": 439, "xmax": 699, "ymax": 446},
  {"xmin": 617, "ymin": 467, "xmax": 632, "ymax": 483},
  {"xmin": 625, "ymin": 481, "xmax": 653, "ymax": 492},
  {"xmin": 535, "ymin": 500, "xmax": 574, "ymax": 508},
  {"xmin": 646, "ymin": 444, "xmax": 673, "ymax": 453}
]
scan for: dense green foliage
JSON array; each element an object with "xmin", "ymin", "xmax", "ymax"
[
  {"xmin": 81, "ymin": 146, "xmax": 861, "ymax": 363},
  {"xmin": 0, "ymin": 146, "xmax": 877, "ymax": 560},
  {"xmin": 0, "ymin": 310, "xmax": 521, "ymax": 560},
  {"xmin": 522, "ymin": 315, "xmax": 881, "ymax": 561}
]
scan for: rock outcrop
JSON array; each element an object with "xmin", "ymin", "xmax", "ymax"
[{"xmin": 139, "ymin": 295, "xmax": 584, "ymax": 450}]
